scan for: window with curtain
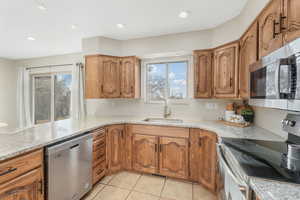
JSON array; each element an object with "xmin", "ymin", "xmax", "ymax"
[
  {"xmin": 146, "ymin": 61, "xmax": 188, "ymax": 102},
  {"xmin": 32, "ymin": 73, "xmax": 72, "ymax": 124}
]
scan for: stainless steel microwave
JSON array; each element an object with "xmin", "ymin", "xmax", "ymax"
[{"xmin": 249, "ymin": 38, "xmax": 300, "ymax": 112}]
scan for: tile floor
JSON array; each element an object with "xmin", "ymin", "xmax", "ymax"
[{"xmin": 83, "ymin": 171, "xmax": 216, "ymax": 200}]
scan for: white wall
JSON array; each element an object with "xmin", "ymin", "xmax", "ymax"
[{"xmin": 0, "ymin": 58, "xmax": 17, "ymax": 127}]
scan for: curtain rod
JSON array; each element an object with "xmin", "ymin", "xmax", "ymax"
[{"xmin": 25, "ymin": 63, "xmax": 76, "ymax": 70}]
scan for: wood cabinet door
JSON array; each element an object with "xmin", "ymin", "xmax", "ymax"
[
  {"xmin": 132, "ymin": 134, "xmax": 158, "ymax": 174},
  {"xmin": 213, "ymin": 42, "xmax": 239, "ymax": 98},
  {"xmin": 99, "ymin": 56, "xmax": 121, "ymax": 98},
  {"xmin": 239, "ymin": 22, "xmax": 258, "ymax": 99},
  {"xmin": 85, "ymin": 56, "xmax": 101, "ymax": 98},
  {"xmin": 194, "ymin": 50, "xmax": 213, "ymax": 98},
  {"xmin": 0, "ymin": 168, "xmax": 43, "ymax": 200},
  {"xmin": 198, "ymin": 130, "xmax": 217, "ymax": 192},
  {"xmin": 283, "ymin": 0, "xmax": 300, "ymax": 43},
  {"xmin": 258, "ymin": 0, "xmax": 283, "ymax": 58},
  {"xmin": 159, "ymin": 137, "xmax": 189, "ymax": 179},
  {"xmin": 120, "ymin": 57, "xmax": 140, "ymax": 98},
  {"xmin": 106, "ymin": 125, "xmax": 124, "ymax": 174}
]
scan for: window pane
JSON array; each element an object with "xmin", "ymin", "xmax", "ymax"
[
  {"xmin": 168, "ymin": 62, "xmax": 187, "ymax": 99},
  {"xmin": 147, "ymin": 63, "xmax": 167, "ymax": 101},
  {"xmin": 54, "ymin": 74, "xmax": 72, "ymax": 121},
  {"xmin": 34, "ymin": 76, "xmax": 51, "ymax": 124}
]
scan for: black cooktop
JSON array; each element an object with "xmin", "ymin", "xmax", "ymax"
[{"xmin": 222, "ymin": 137, "xmax": 300, "ymax": 184}]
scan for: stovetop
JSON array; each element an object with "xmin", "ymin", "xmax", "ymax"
[{"xmin": 222, "ymin": 137, "xmax": 300, "ymax": 184}]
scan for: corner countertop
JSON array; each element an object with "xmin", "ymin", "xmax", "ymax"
[{"xmin": 0, "ymin": 116, "xmax": 285, "ymax": 162}]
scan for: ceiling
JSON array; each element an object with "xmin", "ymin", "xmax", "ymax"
[{"xmin": 0, "ymin": 0, "xmax": 248, "ymax": 59}]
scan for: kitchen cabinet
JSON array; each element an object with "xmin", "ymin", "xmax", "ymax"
[
  {"xmin": 132, "ymin": 134, "xmax": 158, "ymax": 174},
  {"xmin": 239, "ymin": 22, "xmax": 259, "ymax": 99},
  {"xmin": 190, "ymin": 129, "xmax": 217, "ymax": 192},
  {"xmin": 0, "ymin": 149, "xmax": 44, "ymax": 200},
  {"xmin": 92, "ymin": 128, "xmax": 106, "ymax": 184},
  {"xmin": 213, "ymin": 42, "xmax": 239, "ymax": 98},
  {"xmin": 159, "ymin": 137, "xmax": 189, "ymax": 179},
  {"xmin": 283, "ymin": 0, "xmax": 300, "ymax": 44},
  {"xmin": 123, "ymin": 125, "xmax": 133, "ymax": 170},
  {"xmin": 85, "ymin": 55, "xmax": 141, "ymax": 99},
  {"xmin": 258, "ymin": 0, "xmax": 283, "ymax": 58},
  {"xmin": 121, "ymin": 57, "xmax": 141, "ymax": 98},
  {"xmin": 129, "ymin": 125, "xmax": 189, "ymax": 179},
  {"xmin": 106, "ymin": 125, "xmax": 125, "ymax": 174},
  {"xmin": 0, "ymin": 168, "xmax": 43, "ymax": 200},
  {"xmin": 194, "ymin": 50, "xmax": 213, "ymax": 98}
]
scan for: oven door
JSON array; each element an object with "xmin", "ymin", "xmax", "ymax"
[{"xmin": 217, "ymin": 144, "xmax": 249, "ymax": 200}]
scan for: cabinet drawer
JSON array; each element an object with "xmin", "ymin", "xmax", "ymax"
[
  {"xmin": 93, "ymin": 138, "xmax": 105, "ymax": 152},
  {"xmin": 0, "ymin": 149, "xmax": 43, "ymax": 185},
  {"xmin": 93, "ymin": 147, "xmax": 106, "ymax": 167},
  {"xmin": 93, "ymin": 162, "xmax": 106, "ymax": 184},
  {"xmin": 92, "ymin": 128, "xmax": 105, "ymax": 141}
]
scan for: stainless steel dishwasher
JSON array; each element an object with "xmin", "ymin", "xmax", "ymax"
[{"xmin": 46, "ymin": 134, "xmax": 93, "ymax": 200}]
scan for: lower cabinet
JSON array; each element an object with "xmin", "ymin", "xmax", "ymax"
[
  {"xmin": 159, "ymin": 137, "xmax": 189, "ymax": 179},
  {"xmin": 106, "ymin": 125, "xmax": 125, "ymax": 174},
  {"xmin": 132, "ymin": 134, "xmax": 158, "ymax": 174},
  {"xmin": 190, "ymin": 129, "xmax": 218, "ymax": 192},
  {"xmin": 0, "ymin": 168, "xmax": 43, "ymax": 200}
]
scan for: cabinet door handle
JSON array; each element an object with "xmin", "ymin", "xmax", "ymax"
[
  {"xmin": 155, "ymin": 144, "xmax": 158, "ymax": 152},
  {"xmin": 0, "ymin": 167, "xmax": 17, "ymax": 177},
  {"xmin": 198, "ymin": 137, "xmax": 202, "ymax": 147},
  {"xmin": 229, "ymin": 78, "xmax": 233, "ymax": 87},
  {"xmin": 273, "ymin": 20, "xmax": 280, "ymax": 38},
  {"xmin": 280, "ymin": 13, "xmax": 287, "ymax": 32},
  {"xmin": 159, "ymin": 144, "xmax": 163, "ymax": 152},
  {"xmin": 38, "ymin": 180, "xmax": 43, "ymax": 195}
]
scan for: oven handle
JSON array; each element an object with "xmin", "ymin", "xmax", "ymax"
[{"xmin": 216, "ymin": 144, "xmax": 247, "ymax": 189}]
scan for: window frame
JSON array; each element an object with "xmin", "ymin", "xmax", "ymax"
[
  {"xmin": 144, "ymin": 57, "xmax": 190, "ymax": 104},
  {"xmin": 31, "ymin": 70, "xmax": 72, "ymax": 125}
]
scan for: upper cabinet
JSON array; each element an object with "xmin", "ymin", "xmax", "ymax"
[
  {"xmin": 85, "ymin": 55, "xmax": 141, "ymax": 99},
  {"xmin": 194, "ymin": 50, "xmax": 213, "ymax": 98},
  {"xmin": 120, "ymin": 57, "xmax": 141, "ymax": 98},
  {"xmin": 239, "ymin": 22, "xmax": 259, "ymax": 99},
  {"xmin": 213, "ymin": 42, "xmax": 239, "ymax": 99},
  {"xmin": 283, "ymin": 0, "xmax": 300, "ymax": 43},
  {"xmin": 258, "ymin": 0, "xmax": 283, "ymax": 58}
]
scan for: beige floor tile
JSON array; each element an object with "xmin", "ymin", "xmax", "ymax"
[
  {"xmin": 193, "ymin": 184, "xmax": 216, "ymax": 200},
  {"xmin": 161, "ymin": 179, "xmax": 193, "ymax": 200},
  {"xmin": 127, "ymin": 191, "xmax": 160, "ymax": 200},
  {"xmin": 109, "ymin": 171, "xmax": 141, "ymax": 190},
  {"xmin": 99, "ymin": 174, "xmax": 115, "ymax": 185},
  {"xmin": 83, "ymin": 183, "xmax": 105, "ymax": 200},
  {"xmin": 93, "ymin": 185, "xmax": 130, "ymax": 200},
  {"xmin": 134, "ymin": 174, "xmax": 165, "ymax": 196}
]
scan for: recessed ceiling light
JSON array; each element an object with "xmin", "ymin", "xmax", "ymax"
[
  {"xmin": 71, "ymin": 24, "xmax": 78, "ymax": 30},
  {"xmin": 27, "ymin": 36, "xmax": 36, "ymax": 41},
  {"xmin": 37, "ymin": 4, "xmax": 47, "ymax": 10},
  {"xmin": 116, "ymin": 24, "xmax": 125, "ymax": 28},
  {"xmin": 179, "ymin": 11, "xmax": 190, "ymax": 18}
]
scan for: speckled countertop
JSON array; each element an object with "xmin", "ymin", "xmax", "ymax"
[
  {"xmin": 250, "ymin": 178, "xmax": 300, "ymax": 200},
  {"xmin": 0, "ymin": 116, "xmax": 284, "ymax": 162},
  {"xmin": 0, "ymin": 116, "xmax": 289, "ymax": 200}
]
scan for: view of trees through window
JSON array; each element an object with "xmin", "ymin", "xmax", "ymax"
[
  {"xmin": 147, "ymin": 61, "xmax": 187, "ymax": 101},
  {"xmin": 33, "ymin": 73, "xmax": 72, "ymax": 124}
]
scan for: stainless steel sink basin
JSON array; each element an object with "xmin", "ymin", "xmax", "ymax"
[{"xmin": 143, "ymin": 118, "xmax": 183, "ymax": 123}]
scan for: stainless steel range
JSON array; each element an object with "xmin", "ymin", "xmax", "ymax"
[{"xmin": 217, "ymin": 113, "xmax": 300, "ymax": 200}]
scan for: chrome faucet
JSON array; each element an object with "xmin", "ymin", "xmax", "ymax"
[{"xmin": 161, "ymin": 97, "xmax": 172, "ymax": 119}]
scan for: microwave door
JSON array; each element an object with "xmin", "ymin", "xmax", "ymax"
[{"xmin": 288, "ymin": 55, "xmax": 300, "ymax": 111}]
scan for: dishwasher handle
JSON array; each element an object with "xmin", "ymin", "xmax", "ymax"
[{"xmin": 70, "ymin": 144, "xmax": 80, "ymax": 150}]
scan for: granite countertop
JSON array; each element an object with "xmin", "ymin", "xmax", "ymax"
[
  {"xmin": 0, "ymin": 116, "xmax": 285, "ymax": 162},
  {"xmin": 251, "ymin": 178, "xmax": 300, "ymax": 200}
]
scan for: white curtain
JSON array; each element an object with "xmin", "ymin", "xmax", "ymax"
[
  {"xmin": 17, "ymin": 67, "xmax": 32, "ymax": 128},
  {"xmin": 71, "ymin": 63, "xmax": 86, "ymax": 119}
]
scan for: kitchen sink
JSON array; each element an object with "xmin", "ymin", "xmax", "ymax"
[{"xmin": 143, "ymin": 118, "xmax": 183, "ymax": 123}]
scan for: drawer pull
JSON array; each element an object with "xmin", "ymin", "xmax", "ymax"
[{"xmin": 0, "ymin": 167, "xmax": 17, "ymax": 177}]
